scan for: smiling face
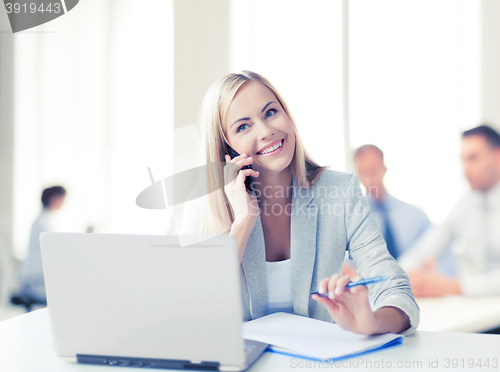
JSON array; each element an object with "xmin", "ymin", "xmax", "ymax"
[{"xmin": 224, "ymin": 81, "xmax": 296, "ymax": 176}]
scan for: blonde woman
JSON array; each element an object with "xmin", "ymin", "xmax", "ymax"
[{"xmin": 186, "ymin": 70, "xmax": 418, "ymax": 336}]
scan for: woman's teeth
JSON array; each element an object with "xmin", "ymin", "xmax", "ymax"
[{"xmin": 259, "ymin": 140, "xmax": 282, "ymax": 154}]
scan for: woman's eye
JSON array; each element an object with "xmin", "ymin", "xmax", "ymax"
[
  {"xmin": 236, "ymin": 123, "xmax": 249, "ymax": 133},
  {"xmin": 265, "ymin": 108, "xmax": 277, "ymax": 118}
]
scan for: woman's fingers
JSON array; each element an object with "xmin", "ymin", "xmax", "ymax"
[
  {"xmin": 237, "ymin": 168, "xmax": 259, "ymax": 180},
  {"xmin": 327, "ymin": 274, "xmax": 341, "ymax": 300},
  {"xmin": 314, "ymin": 274, "xmax": 376, "ymax": 334},
  {"xmin": 314, "ymin": 275, "xmax": 359, "ymax": 323},
  {"xmin": 318, "ymin": 277, "xmax": 331, "ymax": 295},
  {"xmin": 312, "ymin": 294, "xmax": 339, "ymax": 313},
  {"xmin": 224, "ymin": 161, "xmax": 241, "ymax": 184},
  {"xmin": 224, "ymin": 155, "xmax": 254, "ymax": 184},
  {"xmin": 334, "ymin": 275, "xmax": 352, "ymax": 295},
  {"xmin": 224, "ymin": 152, "xmax": 248, "ymax": 164},
  {"xmin": 349, "ymin": 284, "xmax": 367, "ymax": 296},
  {"xmin": 234, "ymin": 156, "xmax": 254, "ymax": 169},
  {"xmin": 236, "ymin": 169, "xmax": 251, "ymax": 186},
  {"xmin": 318, "ymin": 275, "xmax": 356, "ymax": 298},
  {"xmin": 224, "ymin": 154, "xmax": 254, "ymax": 170}
]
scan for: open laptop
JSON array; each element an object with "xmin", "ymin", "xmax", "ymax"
[{"xmin": 40, "ymin": 232, "xmax": 268, "ymax": 371}]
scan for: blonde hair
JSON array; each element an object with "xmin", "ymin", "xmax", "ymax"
[{"xmin": 197, "ymin": 70, "xmax": 327, "ymax": 233}]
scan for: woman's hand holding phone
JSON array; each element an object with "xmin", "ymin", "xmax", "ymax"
[
  {"xmin": 223, "ymin": 153, "xmax": 260, "ymax": 225},
  {"xmin": 224, "ymin": 153, "xmax": 260, "ymax": 262}
]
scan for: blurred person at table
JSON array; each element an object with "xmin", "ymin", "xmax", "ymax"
[
  {"xmin": 19, "ymin": 186, "xmax": 67, "ymax": 303},
  {"xmin": 399, "ymin": 125, "xmax": 500, "ymax": 296},
  {"xmin": 342, "ymin": 145, "xmax": 431, "ymax": 279}
]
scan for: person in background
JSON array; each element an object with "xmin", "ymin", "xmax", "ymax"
[
  {"xmin": 399, "ymin": 125, "xmax": 500, "ymax": 296},
  {"xmin": 19, "ymin": 186, "xmax": 67, "ymax": 303},
  {"xmin": 343, "ymin": 145, "xmax": 431, "ymax": 278}
]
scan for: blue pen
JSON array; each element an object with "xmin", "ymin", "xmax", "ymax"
[{"xmin": 310, "ymin": 276, "xmax": 387, "ymax": 297}]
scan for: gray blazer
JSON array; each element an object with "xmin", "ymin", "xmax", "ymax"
[
  {"xmin": 239, "ymin": 170, "xmax": 419, "ymax": 336},
  {"xmin": 182, "ymin": 169, "xmax": 420, "ymax": 336}
]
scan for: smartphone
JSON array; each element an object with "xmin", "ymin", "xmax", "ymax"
[{"xmin": 225, "ymin": 143, "xmax": 253, "ymax": 192}]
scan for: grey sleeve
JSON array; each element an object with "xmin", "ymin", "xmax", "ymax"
[{"xmin": 345, "ymin": 175, "xmax": 420, "ymax": 336}]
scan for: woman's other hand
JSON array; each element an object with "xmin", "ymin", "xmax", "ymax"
[{"xmin": 312, "ymin": 274, "xmax": 410, "ymax": 335}]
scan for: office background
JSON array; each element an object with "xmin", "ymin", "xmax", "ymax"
[{"xmin": 1, "ymin": 0, "xmax": 500, "ymax": 317}]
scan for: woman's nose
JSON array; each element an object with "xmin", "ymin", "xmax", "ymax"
[{"xmin": 256, "ymin": 120, "xmax": 274, "ymax": 140}]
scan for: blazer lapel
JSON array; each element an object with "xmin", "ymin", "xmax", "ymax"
[
  {"xmin": 290, "ymin": 177, "xmax": 317, "ymax": 317},
  {"xmin": 240, "ymin": 178, "xmax": 318, "ymax": 319},
  {"xmin": 241, "ymin": 203, "xmax": 267, "ymax": 320}
]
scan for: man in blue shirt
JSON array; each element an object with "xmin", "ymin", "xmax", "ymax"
[
  {"xmin": 355, "ymin": 145, "xmax": 431, "ymax": 259},
  {"xmin": 343, "ymin": 145, "xmax": 433, "ymax": 277}
]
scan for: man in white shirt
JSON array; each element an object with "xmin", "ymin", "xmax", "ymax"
[{"xmin": 399, "ymin": 125, "xmax": 500, "ymax": 296}]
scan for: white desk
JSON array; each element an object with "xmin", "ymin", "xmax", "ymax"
[
  {"xmin": 417, "ymin": 296, "xmax": 500, "ymax": 332},
  {"xmin": 0, "ymin": 309, "xmax": 499, "ymax": 372}
]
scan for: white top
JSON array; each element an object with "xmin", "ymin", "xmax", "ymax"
[
  {"xmin": 265, "ymin": 258, "xmax": 293, "ymax": 315},
  {"xmin": 399, "ymin": 180, "xmax": 500, "ymax": 295}
]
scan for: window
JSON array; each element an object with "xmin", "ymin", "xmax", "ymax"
[
  {"xmin": 229, "ymin": 0, "xmax": 345, "ymax": 171},
  {"xmin": 349, "ymin": 0, "xmax": 481, "ymax": 223},
  {"xmin": 12, "ymin": 0, "xmax": 173, "ymax": 258}
]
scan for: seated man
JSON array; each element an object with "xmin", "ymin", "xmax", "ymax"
[
  {"xmin": 343, "ymin": 145, "xmax": 432, "ymax": 278},
  {"xmin": 399, "ymin": 125, "xmax": 500, "ymax": 296},
  {"xmin": 18, "ymin": 186, "xmax": 66, "ymax": 304}
]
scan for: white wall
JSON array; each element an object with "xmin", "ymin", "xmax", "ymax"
[
  {"xmin": 349, "ymin": 0, "xmax": 482, "ymax": 224},
  {"xmin": 482, "ymin": 0, "xmax": 500, "ymax": 127},
  {"xmin": 11, "ymin": 0, "xmax": 173, "ymax": 258},
  {"xmin": 0, "ymin": 28, "xmax": 15, "ymax": 253},
  {"xmin": 229, "ymin": 0, "xmax": 345, "ymax": 172},
  {"xmin": 169, "ymin": 0, "xmax": 230, "ymax": 234}
]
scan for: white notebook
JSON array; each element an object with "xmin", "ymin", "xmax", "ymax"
[{"xmin": 242, "ymin": 312, "xmax": 404, "ymax": 361}]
